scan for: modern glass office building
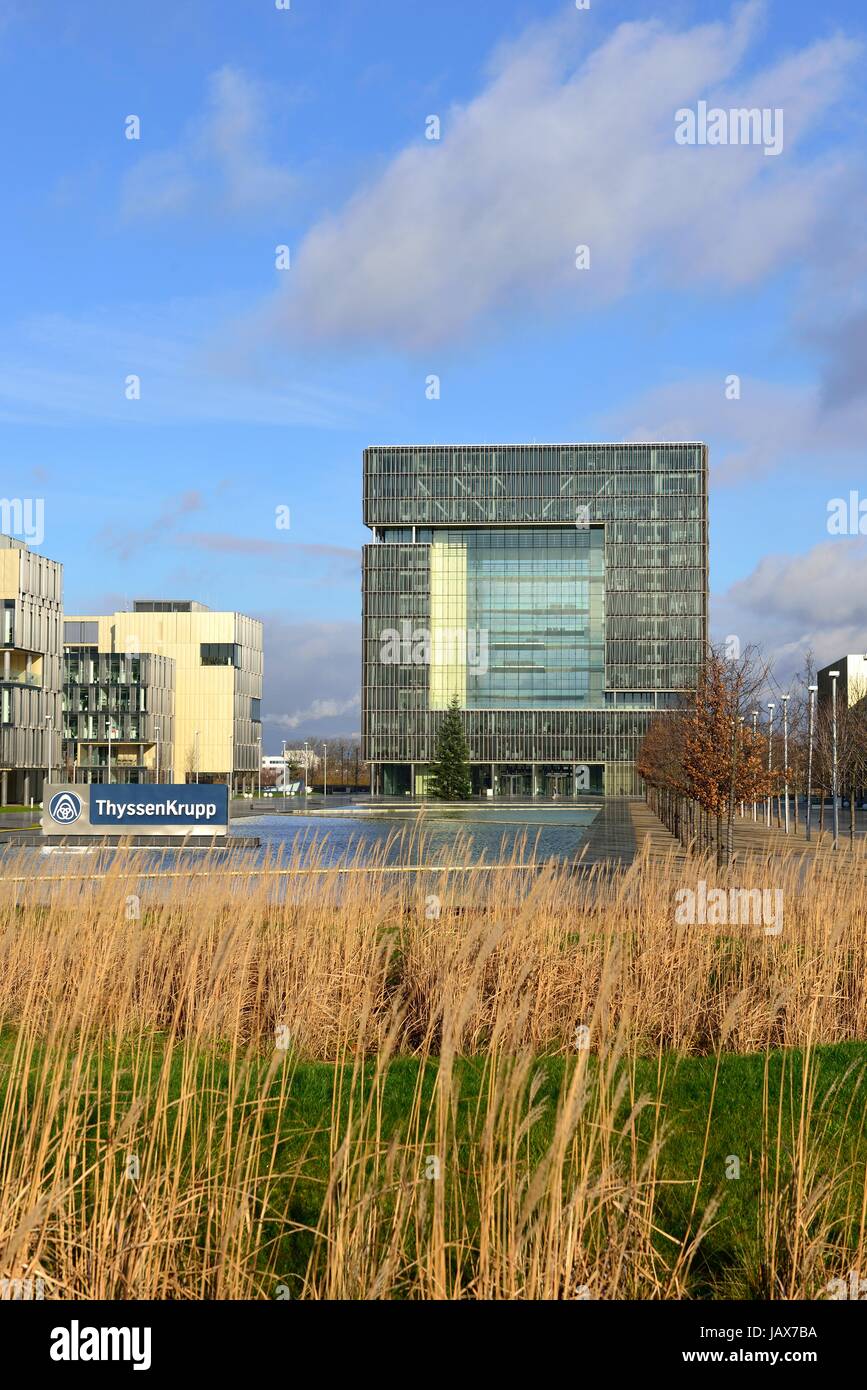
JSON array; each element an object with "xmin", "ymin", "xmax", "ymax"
[{"xmin": 362, "ymin": 443, "xmax": 708, "ymax": 796}]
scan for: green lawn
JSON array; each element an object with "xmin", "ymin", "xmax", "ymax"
[{"xmin": 2, "ymin": 1033, "xmax": 865, "ymax": 1298}]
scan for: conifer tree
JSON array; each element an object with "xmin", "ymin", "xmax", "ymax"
[{"xmin": 429, "ymin": 694, "xmax": 473, "ymax": 800}]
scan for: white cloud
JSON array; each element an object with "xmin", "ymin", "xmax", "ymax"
[
  {"xmin": 603, "ymin": 375, "xmax": 867, "ymax": 483},
  {"xmin": 266, "ymin": 1, "xmax": 859, "ymax": 350},
  {"xmin": 121, "ymin": 66, "xmax": 295, "ymax": 221},
  {"xmin": 267, "ymin": 694, "xmax": 361, "ymax": 733},
  {"xmin": 714, "ymin": 537, "xmax": 867, "ymax": 682},
  {"xmin": 260, "ymin": 618, "xmax": 362, "ymax": 744}
]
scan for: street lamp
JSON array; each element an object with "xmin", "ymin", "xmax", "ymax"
[
  {"xmin": 766, "ymin": 703, "xmax": 775, "ymax": 828},
  {"xmin": 751, "ymin": 709, "xmax": 759, "ymax": 821},
  {"xmin": 323, "ymin": 742, "xmax": 327, "ymax": 799},
  {"xmin": 829, "ymin": 671, "xmax": 840, "ymax": 849},
  {"xmin": 806, "ymin": 684, "xmax": 818, "ymax": 842},
  {"xmin": 282, "ymin": 739, "xmax": 287, "ymax": 801},
  {"xmin": 738, "ymin": 715, "xmax": 745, "ymax": 817},
  {"xmin": 781, "ymin": 694, "xmax": 790, "ymax": 835},
  {"xmin": 303, "ymin": 740, "xmax": 309, "ymax": 798},
  {"xmin": 154, "ymin": 722, "xmax": 161, "ymax": 784}
]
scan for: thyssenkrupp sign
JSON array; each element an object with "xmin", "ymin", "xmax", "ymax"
[{"xmin": 42, "ymin": 784, "xmax": 229, "ymax": 837}]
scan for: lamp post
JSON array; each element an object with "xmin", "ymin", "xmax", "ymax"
[
  {"xmin": 738, "ymin": 714, "xmax": 745, "ymax": 817},
  {"xmin": 282, "ymin": 739, "xmax": 287, "ymax": 801},
  {"xmin": 154, "ymin": 722, "xmax": 161, "ymax": 784},
  {"xmin": 766, "ymin": 704, "xmax": 775, "ymax": 827},
  {"xmin": 751, "ymin": 709, "xmax": 759, "ymax": 821},
  {"xmin": 806, "ymin": 684, "xmax": 818, "ymax": 842},
  {"xmin": 781, "ymin": 694, "xmax": 790, "ymax": 834},
  {"xmin": 829, "ymin": 670, "xmax": 840, "ymax": 849},
  {"xmin": 323, "ymin": 742, "xmax": 327, "ymax": 799},
  {"xmin": 303, "ymin": 740, "xmax": 309, "ymax": 798}
]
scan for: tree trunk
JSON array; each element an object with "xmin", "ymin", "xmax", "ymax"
[{"xmin": 726, "ymin": 717, "xmax": 739, "ymax": 868}]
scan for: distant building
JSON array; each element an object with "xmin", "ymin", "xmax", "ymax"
[
  {"xmin": 0, "ymin": 536, "xmax": 63, "ymax": 804},
  {"xmin": 817, "ymin": 655, "xmax": 867, "ymax": 712},
  {"xmin": 262, "ymin": 749, "xmax": 319, "ymax": 790},
  {"xmin": 62, "ymin": 600, "xmax": 263, "ymax": 791},
  {"xmin": 285, "ymin": 748, "xmax": 320, "ymax": 770}
]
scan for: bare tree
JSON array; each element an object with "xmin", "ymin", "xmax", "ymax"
[{"xmin": 638, "ymin": 644, "xmax": 771, "ymax": 865}]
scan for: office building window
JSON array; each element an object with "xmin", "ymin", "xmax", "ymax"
[
  {"xmin": 200, "ymin": 643, "xmax": 240, "ymax": 667},
  {"xmin": 63, "ymin": 620, "xmax": 98, "ymax": 644}
]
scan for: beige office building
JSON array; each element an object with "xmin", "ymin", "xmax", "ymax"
[
  {"xmin": 0, "ymin": 536, "xmax": 63, "ymax": 804},
  {"xmin": 63, "ymin": 600, "xmax": 263, "ymax": 791}
]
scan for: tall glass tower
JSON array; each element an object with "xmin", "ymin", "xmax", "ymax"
[{"xmin": 362, "ymin": 443, "xmax": 708, "ymax": 797}]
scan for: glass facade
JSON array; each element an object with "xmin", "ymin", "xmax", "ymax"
[
  {"xmin": 362, "ymin": 443, "xmax": 708, "ymax": 796},
  {"xmin": 0, "ymin": 540, "xmax": 63, "ymax": 804},
  {"xmin": 62, "ymin": 646, "xmax": 175, "ymax": 784},
  {"xmin": 416, "ymin": 527, "xmax": 604, "ymax": 709}
]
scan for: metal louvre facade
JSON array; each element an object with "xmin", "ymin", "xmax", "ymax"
[{"xmin": 362, "ymin": 443, "xmax": 708, "ymax": 796}]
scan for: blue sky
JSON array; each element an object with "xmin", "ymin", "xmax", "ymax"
[{"xmin": 2, "ymin": 0, "xmax": 866, "ymax": 750}]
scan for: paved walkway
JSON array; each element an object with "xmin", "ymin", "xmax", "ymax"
[
  {"xmin": 627, "ymin": 800, "xmax": 867, "ymax": 867},
  {"xmin": 569, "ymin": 798, "xmax": 682, "ymax": 867},
  {"xmin": 725, "ymin": 814, "xmax": 866, "ymax": 864}
]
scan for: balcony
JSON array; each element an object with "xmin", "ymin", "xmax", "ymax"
[
  {"xmin": 75, "ymin": 754, "xmax": 148, "ymax": 771},
  {"xmin": 0, "ymin": 673, "xmax": 42, "ymax": 689}
]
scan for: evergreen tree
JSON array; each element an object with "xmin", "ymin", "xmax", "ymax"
[{"xmin": 429, "ymin": 694, "xmax": 473, "ymax": 800}]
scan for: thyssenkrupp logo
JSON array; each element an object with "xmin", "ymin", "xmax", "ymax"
[{"xmin": 48, "ymin": 790, "xmax": 83, "ymax": 824}]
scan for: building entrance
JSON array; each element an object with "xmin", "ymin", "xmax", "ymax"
[
  {"xmin": 490, "ymin": 764, "xmax": 604, "ymax": 798},
  {"xmin": 502, "ymin": 771, "xmax": 532, "ymax": 798},
  {"xmin": 545, "ymin": 771, "xmax": 572, "ymax": 798}
]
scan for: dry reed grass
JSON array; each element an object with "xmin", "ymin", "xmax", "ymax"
[{"xmin": 0, "ymin": 826, "xmax": 864, "ymax": 1299}]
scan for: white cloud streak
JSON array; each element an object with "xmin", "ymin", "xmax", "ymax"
[
  {"xmin": 714, "ymin": 537, "xmax": 867, "ymax": 682},
  {"xmin": 121, "ymin": 66, "xmax": 295, "ymax": 221},
  {"xmin": 265, "ymin": 1, "xmax": 859, "ymax": 351},
  {"xmin": 603, "ymin": 376, "xmax": 867, "ymax": 483}
]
